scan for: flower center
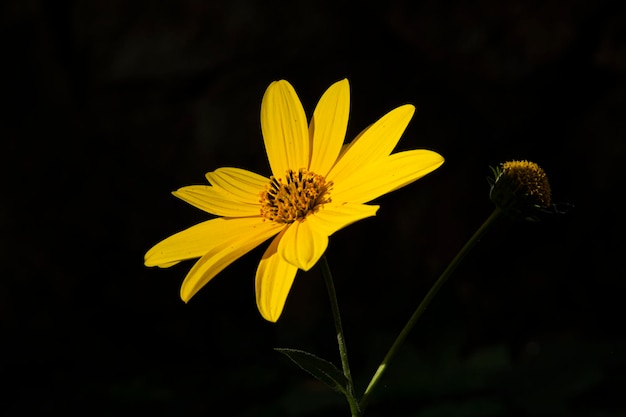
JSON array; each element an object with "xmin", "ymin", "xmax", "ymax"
[{"xmin": 260, "ymin": 169, "xmax": 333, "ymax": 223}]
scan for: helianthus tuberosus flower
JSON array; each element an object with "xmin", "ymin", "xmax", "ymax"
[{"xmin": 145, "ymin": 79, "xmax": 444, "ymax": 322}]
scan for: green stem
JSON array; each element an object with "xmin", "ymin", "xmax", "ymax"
[
  {"xmin": 359, "ymin": 208, "xmax": 503, "ymax": 411},
  {"xmin": 320, "ymin": 255, "xmax": 361, "ymax": 417}
]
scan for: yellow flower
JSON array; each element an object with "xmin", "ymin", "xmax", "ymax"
[{"xmin": 145, "ymin": 79, "xmax": 444, "ymax": 322}]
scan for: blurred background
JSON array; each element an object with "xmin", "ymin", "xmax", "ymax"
[{"xmin": 2, "ymin": 0, "xmax": 625, "ymax": 416}]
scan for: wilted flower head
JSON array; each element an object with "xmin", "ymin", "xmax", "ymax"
[{"xmin": 488, "ymin": 160, "xmax": 552, "ymax": 220}]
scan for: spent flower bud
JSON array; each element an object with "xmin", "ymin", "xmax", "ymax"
[{"xmin": 488, "ymin": 160, "xmax": 553, "ymax": 221}]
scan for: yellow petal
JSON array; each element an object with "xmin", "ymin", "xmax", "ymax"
[
  {"xmin": 278, "ymin": 219, "xmax": 329, "ymax": 271},
  {"xmin": 205, "ymin": 167, "xmax": 269, "ymax": 204},
  {"xmin": 327, "ymin": 104, "xmax": 415, "ymax": 184},
  {"xmin": 306, "ymin": 202, "xmax": 379, "ymax": 235},
  {"xmin": 308, "ymin": 79, "xmax": 350, "ymax": 176},
  {"xmin": 261, "ymin": 80, "xmax": 310, "ymax": 178},
  {"xmin": 144, "ymin": 217, "xmax": 278, "ymax": 267},
  {"xmin": 331, "ymin": 149, "xmax": 444, "ymax": 204},
  {"xmin": 180, "ymin": 220, "xmax": 285, "ymax": 302},
  {"xmin": 255, "ymin": 231, "xmax": 298, "ymax": 322},
  {"xmin": 173, "ymin": 186, "xmax": 260, "ymax": 217}
]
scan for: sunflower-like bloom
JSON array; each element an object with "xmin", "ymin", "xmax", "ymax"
[{"xmin": 145, "ymin": 79, "xmax": 444, "ymax": 322}]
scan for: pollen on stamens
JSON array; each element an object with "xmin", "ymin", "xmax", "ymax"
[{"xmin": 260, "ymin": 168, "xmax": 333, "ymax": 223}]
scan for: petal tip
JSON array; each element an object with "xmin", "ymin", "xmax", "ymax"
[
  {"xmin": 335, "ymin": 78, "xmax": 349, "ymax": 88},
  {"xmin": 260, "ymin": 309, "xmax": 279, "ymax": 323},
  {"xmin": 180, "ymin": 285, "xmax": 195, "ymax": 303},
  {"xmin": 401, "ymin": 103, "xmax": 416, "ymax": 116}
]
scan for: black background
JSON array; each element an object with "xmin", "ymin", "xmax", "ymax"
[{"xmin": 2, "ymin": 1, "xmax": 625, "ymax": 416}]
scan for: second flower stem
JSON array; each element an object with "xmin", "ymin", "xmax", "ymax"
[
  {"xmin": 320, "ymin": 255, "xmax": 361, "ymax": 417},
  {"xmin": 359, "ymin": 207, "xmax": 503, "ymax": 411}
]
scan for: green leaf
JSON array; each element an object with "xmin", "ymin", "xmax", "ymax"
[{"xmin": 275, "ymin": 348, "xmax": 349, "ymax": 394}]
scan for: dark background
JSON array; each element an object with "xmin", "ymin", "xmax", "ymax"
[{"xmin": 2, "ymin": 0, "xmax": 625, "ymax": 416}]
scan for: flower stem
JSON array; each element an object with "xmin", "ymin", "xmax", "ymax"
[
  {"xmin": 320, "ymin": 255, "xmax": 361, "ymax": 417},
  {"xmin": 359, "ymin": 207, "xmax": 504, "ymax": 411}
]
